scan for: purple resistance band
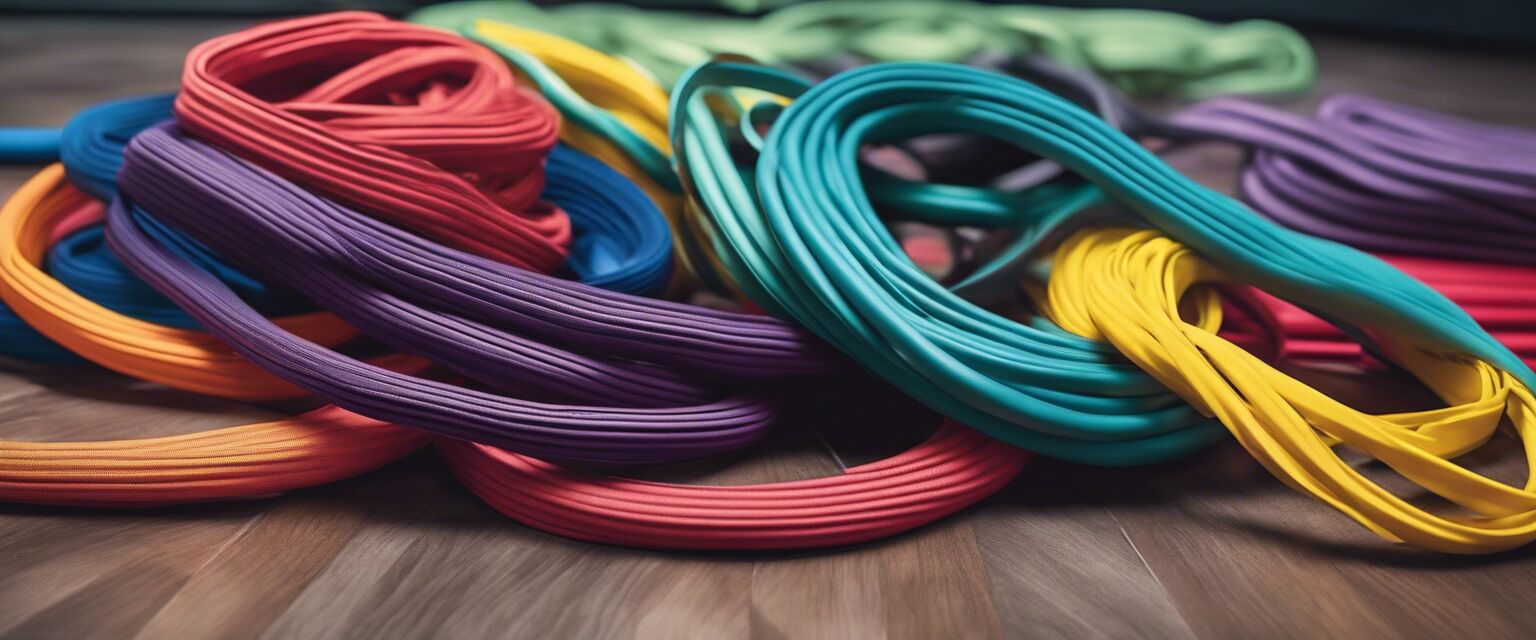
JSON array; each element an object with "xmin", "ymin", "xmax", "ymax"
[
  {"xmin": 1167, "ymin": 94, "xmax": 1536, "ymax": 264},
  {"xmin": 109, "ymin": 124, "xmax": 839, "ymax": 466}
]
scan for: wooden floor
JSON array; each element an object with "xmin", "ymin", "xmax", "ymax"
[{"xmin": 2, "ymin": 16, "xmax": 1536, "ymax": 640}]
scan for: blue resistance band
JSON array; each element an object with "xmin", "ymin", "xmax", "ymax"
[
  {"xmin": 2, "ymin": 95, "xmax": 672, "ymax": 363},
  {"xmin": 0, "ymin": 128, "xmax": 61, "ymax": 164}
]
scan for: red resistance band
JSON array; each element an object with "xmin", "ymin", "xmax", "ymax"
[
  {"xmin": 439, "ymin": 419, "xmax": 1029, "ymax": 551},
  {"xmin": 175, "ymin": 11, "xmax": 571, "ymax": 272},
  {"xmin": 1223, "ymin": 254, "xmax": 1536, "ymax": 367}
]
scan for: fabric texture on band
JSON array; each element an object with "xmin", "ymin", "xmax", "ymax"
[
  {"xmin": 61, "ymin": 94, "xmax": 177, "ymax": 201},
  {"xmin": 1150, "ymin": 95, "xmax": 1536, "ymax": 367},
  {"xmin": 1167, "ymin": 95, "xmax": 1536, "ymax": 265},
  {"xmin": 670, "ymin": 60, "xmax": 1534, "ymax": 466},
  {"xmin": 453, "ymin": 20, "xmax": 738, "ymax": 296},
  {"xmin": 0, "ymin": 94, "xmax": 314, "ymax": 364},
  {"xmin": 410, "ymin": 0, "xmax": 1316, "ymax": 99},
  {"xmin": 1037, "ymin": 227, "xmax": 1536, "ymax": 554},
  {"xmin": 0, "ymin": 124, "xmax": 687, "ymax": 505},
  {"xmin": 452, "ymin": 19, "xmax": 1155, "ymax": 302},
  {"xmin": 440, "ymin": 419, "xmax": 1028, "ymax": 551},
  {"xmin": 0, "ymin": 404, "xmax": 426, "ymax": 508},
  {"xmin": 0, "ymin": 168, "xmax": 428, "ymax": 506},
  {"xmin": 0, "ymin": 166, "xmax": 383, "ymax": 400},
  {"xmin": 1224, "ymin": 256, "xmax": 1536, "ymax": 369},
  {"xmin": 113, "ymin": 124, "xmax": 835, "ymax": 465},
  {"xmin": 174, "ymin": 12, "xmax": 571, "ymax": 271}
]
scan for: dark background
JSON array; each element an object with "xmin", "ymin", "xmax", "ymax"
[{"xmin": 0, "ymin": 1, "xmax": 1534, "ymax": 45}]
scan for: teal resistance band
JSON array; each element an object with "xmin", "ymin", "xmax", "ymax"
[
  {"xmin": 462, "ymin": 26, "xmax": 1107, "ymax": 301},
  {"xmin": 670, "ymin": 61, "xmax": 1536, "ymax": 465}
]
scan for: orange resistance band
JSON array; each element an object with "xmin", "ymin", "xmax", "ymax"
[
  {"xmin": 0, "ymin": 404, "xmax": 425, "ymax": 507},
  {"xmin": 0, "ymin": 165, "xmax": 426, "ymax": 402},
  {"xmin": 0, "ymin": 167, "xmax": 428, "ymax": 506}
]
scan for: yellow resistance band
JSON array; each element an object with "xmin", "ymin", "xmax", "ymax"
[
  {"xmin": 466, "ymin": 20, "xmax": 748, "ymax": 299},
  {"xmin": 1034, "ymin": 226, "xmax": 1536, "ymax": 554}
]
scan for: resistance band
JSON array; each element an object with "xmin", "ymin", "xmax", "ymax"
[
  {"xmin": 175, "ymin": 12, "xmax": 571, "ymax": 272},
  {"xmin": 0, "ymin": 166, "xmax": 387, "ymax": 400},
  {"xmin": 0, "ymin": 403, "xmax": 425, "ymax": 508},
  {"xmin": 0, "ymin": 168, "xmax": 428, "ymax": 506},
  {"xmin": 670, "ymin": 60, "xmax": 1534, "ymax": 466},
  {"xmin": 1224, "ymin": 256, "xmax": 1536, "ymax": 368},
  {"xmin": 457, "ymin": 19, "xmax": 1132, "ymax": 302},
  {"xmin": 868, "ymin": 63, "xmax": 1536, "ymax": 372},
  {"xmin": 1146, "ymin": 95, "xmax": 1536, "ymax": 366},
  {"xmin": 113, "ymin": 123, "xmax": 834, "ymax": 465},
  {"xmin": 0, "ymin": 90, "xmax": 374, "ymax": 397},
  {"xmin": 410, "ymin": 0, "xmax": 1316, "ymax": 99},
  {"xmin": 106, "ymin": 125, "xmax": 1025, "ymax": 545},
  {"xmin": 440, "ymin": 418, "xmax": 1028, "ymax": 550},
  {"xmin": 1036, "ymin": 227, "xmax": 1536, "ymax": 554},
  {"xmin": 1167, "ymin": 95, "xmax": 1536, "ymax": 265},
  {"xmin": 0, "ymin": 128, "xmax": 61, "ymax": 164},
  {"xmin": 0, "ymin": 94, "xmax": 315, "ymax": 364},
  {"xmin": 0, "ymin": 118, "xmax": 691, "ymax": 505}
]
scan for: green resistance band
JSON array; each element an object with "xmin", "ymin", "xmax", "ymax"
[
  {"xmin": 668, "ymin": 60, "xmax": 1534, "ymax": 465},
  {"xmin": 410, "ymin": 0, "xmax": 1316, "ymax": 100}
]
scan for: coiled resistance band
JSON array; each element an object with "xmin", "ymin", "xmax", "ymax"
[
  {"xmin": 1036, "ymin": 227, "xmax": 1536, "ymax": 554},
  {"xmin": 112, "ymin": 127, "xmax": 1032, "ymax": 547},
  {"xmin": 440, "ymin": 418, "xmax": 1027, "ymax": 551},
  {"xmin": 0, "ymin": 171, "xmax": 383, "ymax": 400},
  {"xmin": 456, "ymin": 19, "xmax": 1128, "ymax": 302},
  {"xmin": 106, "ymin": 125, "xmax": 1026, "ymax": 545},
  {"xmin": 410, "ymin": 0, "xmax": 1316, "ymax": 99},
  {"xmin": 1257, "ymin": 257, "xmax": 1536, "ymax": 366},
  {"xmin": 0, "ymin": 10, "xmax": 581, "ymax": 394},
  {"xmin": 1146, "ymin": 95, "xmax": 1536, "ymax": 367},
  {"xmin": 671, "ymin": 60, "xmax": 1535, "ymax": 466},
  {"xmin": 0, "ymin": 94, "xmax": 316, "ymax": 364},
  {"xmin": 113, "ymin": 123, "xmax": 835, "ymax": 465},
  {"xmin": 0, "ymin": 168, "xmax": 428, "ymax": 506},
  {"xmin": 1167, "ymin": 95, "xmax": 1536, "ymax": 265},
  {"xmin": 831, "ymin": 63, "xmax": 1536, "ymax": 375},
  {"xmin": 0, "ymin": 128, "xmax": 684, "ymax": 505},
  {"xmin": 61, "ymin": 94, "xmax": 174, "ymax": 201},
  {"xmin": 174, "ymin": 12, "xmax": 572, "ymax": 272}
]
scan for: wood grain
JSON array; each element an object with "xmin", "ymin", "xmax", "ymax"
[{"xmin": 1, "ymin": 15, "xmax": 1535, "ymax": 640}]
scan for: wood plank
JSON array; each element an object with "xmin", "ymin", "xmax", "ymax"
[
  {"xmin": 1094, "ymin": 367, "xmax": 1536, "ymax": 639},
  {"xmin": 751, "ymin": 376, "xmax": 1005, "ymax": 640},
  {"xmin": 811, "ymin": 375, "xmax": 1192, "ymax": 639},
  {"xmin": 970, "ymin": 460, "xmax": 1196, "ymax": 640},
  {"xmin": 0, "ymin": 502, "xmax": 260, "ymax": 637},
  {"xmin": 259, "ymin": 393, "xmax": 843, "ymax": 640},
  {"xmin": 132, "ymin": 457, "xmax": 423, "ymax": 640}
]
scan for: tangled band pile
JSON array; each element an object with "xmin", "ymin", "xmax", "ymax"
[{"xmin": 1, "ymin": 4, "xmax": 1532, "ymax": 555}]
